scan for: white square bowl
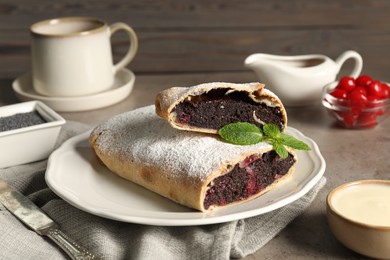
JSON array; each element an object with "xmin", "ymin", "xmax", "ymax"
[{"xmin": 0, "ymin": 101, "xmax": 66, "ymax": 168}]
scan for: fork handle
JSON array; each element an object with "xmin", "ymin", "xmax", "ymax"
[{"xmin": 46, "ymin": 228, "xmax": 99, "ymax": 260}]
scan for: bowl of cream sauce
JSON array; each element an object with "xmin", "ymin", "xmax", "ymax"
[{"xmin": 327, "ymin": 180, "xmax": 390, "ymax": 259}]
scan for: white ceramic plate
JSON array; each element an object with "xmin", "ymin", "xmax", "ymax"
[
  {"xmin": 12, "ymin": 68, "xmax": 135, "ymax": 112},
  {"xmin": 46, "ymin": 127, "xmax": 326, "ymax": 226}
]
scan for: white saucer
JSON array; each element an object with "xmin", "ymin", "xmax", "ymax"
[{"xmin": 12, "ymin": 68, "xmax": 135, "ymax": 112}]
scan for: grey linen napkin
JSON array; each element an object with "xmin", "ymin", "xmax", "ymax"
[{"xmin": 0, "ymin": 121, "xmax": 326, "ymax": 260}]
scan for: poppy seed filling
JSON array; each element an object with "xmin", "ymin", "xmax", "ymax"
[
  {"xmin": 204, "ymin": 151, "xmax": 295, "ymax": 210},
  {"xmin": 173, "ymin": 88, "xmax": 284, "ymax": 131}
]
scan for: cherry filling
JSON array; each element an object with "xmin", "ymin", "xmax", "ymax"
[
  {"xmin": 203, "ymin": 151, "xmax": 295, "ymax": 210},
  {"xmin": 173, "ymin": 88, "xmax": 285, "ymax": 131}
]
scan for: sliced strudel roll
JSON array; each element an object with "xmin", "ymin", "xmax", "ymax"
[
  {"xmin": 155, "ymin": 82, "xmax": 287, "ymax": 134},
  {"xmin": 89, "ymin": 105, "xmax": 296, "ymax": 212}
]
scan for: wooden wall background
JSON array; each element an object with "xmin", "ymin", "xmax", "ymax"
[{"xmin": 0, "ymin": 0, "xmax": 390, "ymax": 80}]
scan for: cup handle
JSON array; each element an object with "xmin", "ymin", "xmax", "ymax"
[
  {"xmin": 334, "ymin": 50, "xmax": 363, "ymax": 78},
  {"xmin": 109, "ymin": 23, "xmax": 138, "ymax": 73}
]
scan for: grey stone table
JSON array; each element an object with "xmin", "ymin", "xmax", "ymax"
[{"xmin": 1, "ymin": 71, "xmax": 388, "ymax": 259}]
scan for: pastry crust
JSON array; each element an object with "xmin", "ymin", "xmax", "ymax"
[
  {"xmin": 155, "ymin": 82, "xmax": 288, "ymax": 134},
  {"xmin": 89, "ymin": 105, "xmax": 296, "ymax": 212}
]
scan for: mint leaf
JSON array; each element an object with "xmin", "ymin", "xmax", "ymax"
[
  {"xmin": 218, "ymin": 122, "xmax": 263, "ymax": 145},
  {"xmin": 272, "ymin": 139, "xmax": 289, "ymax": 158},
  {"xmin": 263, "ymin": 123, "xmax": 280, "ymax": 139},
  {"xmin": 218, "ymin": 122, "xmax": 311, "ymax": 156},
  {"xmin": 280, "ymin": 133, "xmax": 311, "ymax": 150}
]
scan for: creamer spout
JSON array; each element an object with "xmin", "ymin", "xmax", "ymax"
[{"xmin": 244, "ymin": 53, "xmax": 266, "ymax": 69}]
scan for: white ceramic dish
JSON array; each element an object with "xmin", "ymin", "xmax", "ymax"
[
  {"xmin": 0, "ymin": 101, "xmax": 65, "ymax": 168},
  {"xmin": 12, "ymin": 68, "xmax": 135, "ymax": 112},
  {"xmin": 46, "ymin": 127, "xmax": 326, "ymax": 226},
  {"xmin": 327, "ymin": 180, "xmax": 390, "ymax": 259}
]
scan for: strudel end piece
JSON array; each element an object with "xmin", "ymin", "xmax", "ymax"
[
  {"xmin": 155, "ymin": 82, "xmax": 287, "ymax": 134},
  {"xmin": 89, "ymin": 105, "xmax": 296, "ymax": 212}
]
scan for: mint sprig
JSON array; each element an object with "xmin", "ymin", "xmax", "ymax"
[
  {"xmin": 218, "ymin": 122, "xmax": 311, "ymax": 158},
  {"xmin": 218, "ymin": 122, "xmax": 263, "ymax": 145}
]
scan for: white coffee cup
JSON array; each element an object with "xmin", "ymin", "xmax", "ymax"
[{"xmin": 30, "ymin": 17, "xmax": 138, "ymax": 97}]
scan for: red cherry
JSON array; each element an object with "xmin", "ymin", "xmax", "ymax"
[
  {"xmin": 366, "ymin": 95, "xmax": 382, "ymax": 108},
  {"xmin": 367, "ymin": 95, "xmax": 379, "ymax": 101},
  {"xmin": 338, "ymin": 76, "xmax": 356, "ymax": 92},
  {"xmin": 357, "ymin": 112, "xmax": 378, "ymax": 127},
  {"xmin": 330, "ymin": 89, "xmax": 348, "ymax": 99},
  {"xmin": 356, "ymin": 75, "xmax": 373, "ymax": 87},
  {"xmin": 376, "ymin": 109, "xmax": 385, "ymax": 116},
  {"xmin": 342, "ymin": 112, "xmax": 358, "ymax": 127},
  {"xmin": 355, "ymin": 86, "xmax": 367, "ymax": 96},
  {"xmin": 381, "ymin": 83, "xmax": 390, "ymax": 98},
  {"xmin": 349, "ymin": 89, "xmax": 368, "ymax": 105},
  {"xmin": 348, "ymin": 90, "xmax": 368, "ymax": 116},
  {"xmin": 367, "ymin": 80, "xmax": 383, "ymax": 98}
]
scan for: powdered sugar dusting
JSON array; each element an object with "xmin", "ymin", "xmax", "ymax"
[{"xmin": 92, "ymin": 105, "xmax": 272, "ymax": 183}]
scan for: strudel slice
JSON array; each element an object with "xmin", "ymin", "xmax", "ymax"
[
  {"xmin": 89, "ymin": 105, "xmax": 296, "ymax": 212},
  {"xmin": 155, "ymin": 82, "xmax": 287, "ymax": 134}
]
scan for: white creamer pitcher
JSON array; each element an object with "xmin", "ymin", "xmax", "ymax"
[{"xmin": 244, "ymin": 50, "xmax": 363, "ymax": 106}]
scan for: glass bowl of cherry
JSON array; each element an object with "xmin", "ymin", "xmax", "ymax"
[{"xmin": 322, "ymin": 75, "xmax": 390, "ymax": 128}]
